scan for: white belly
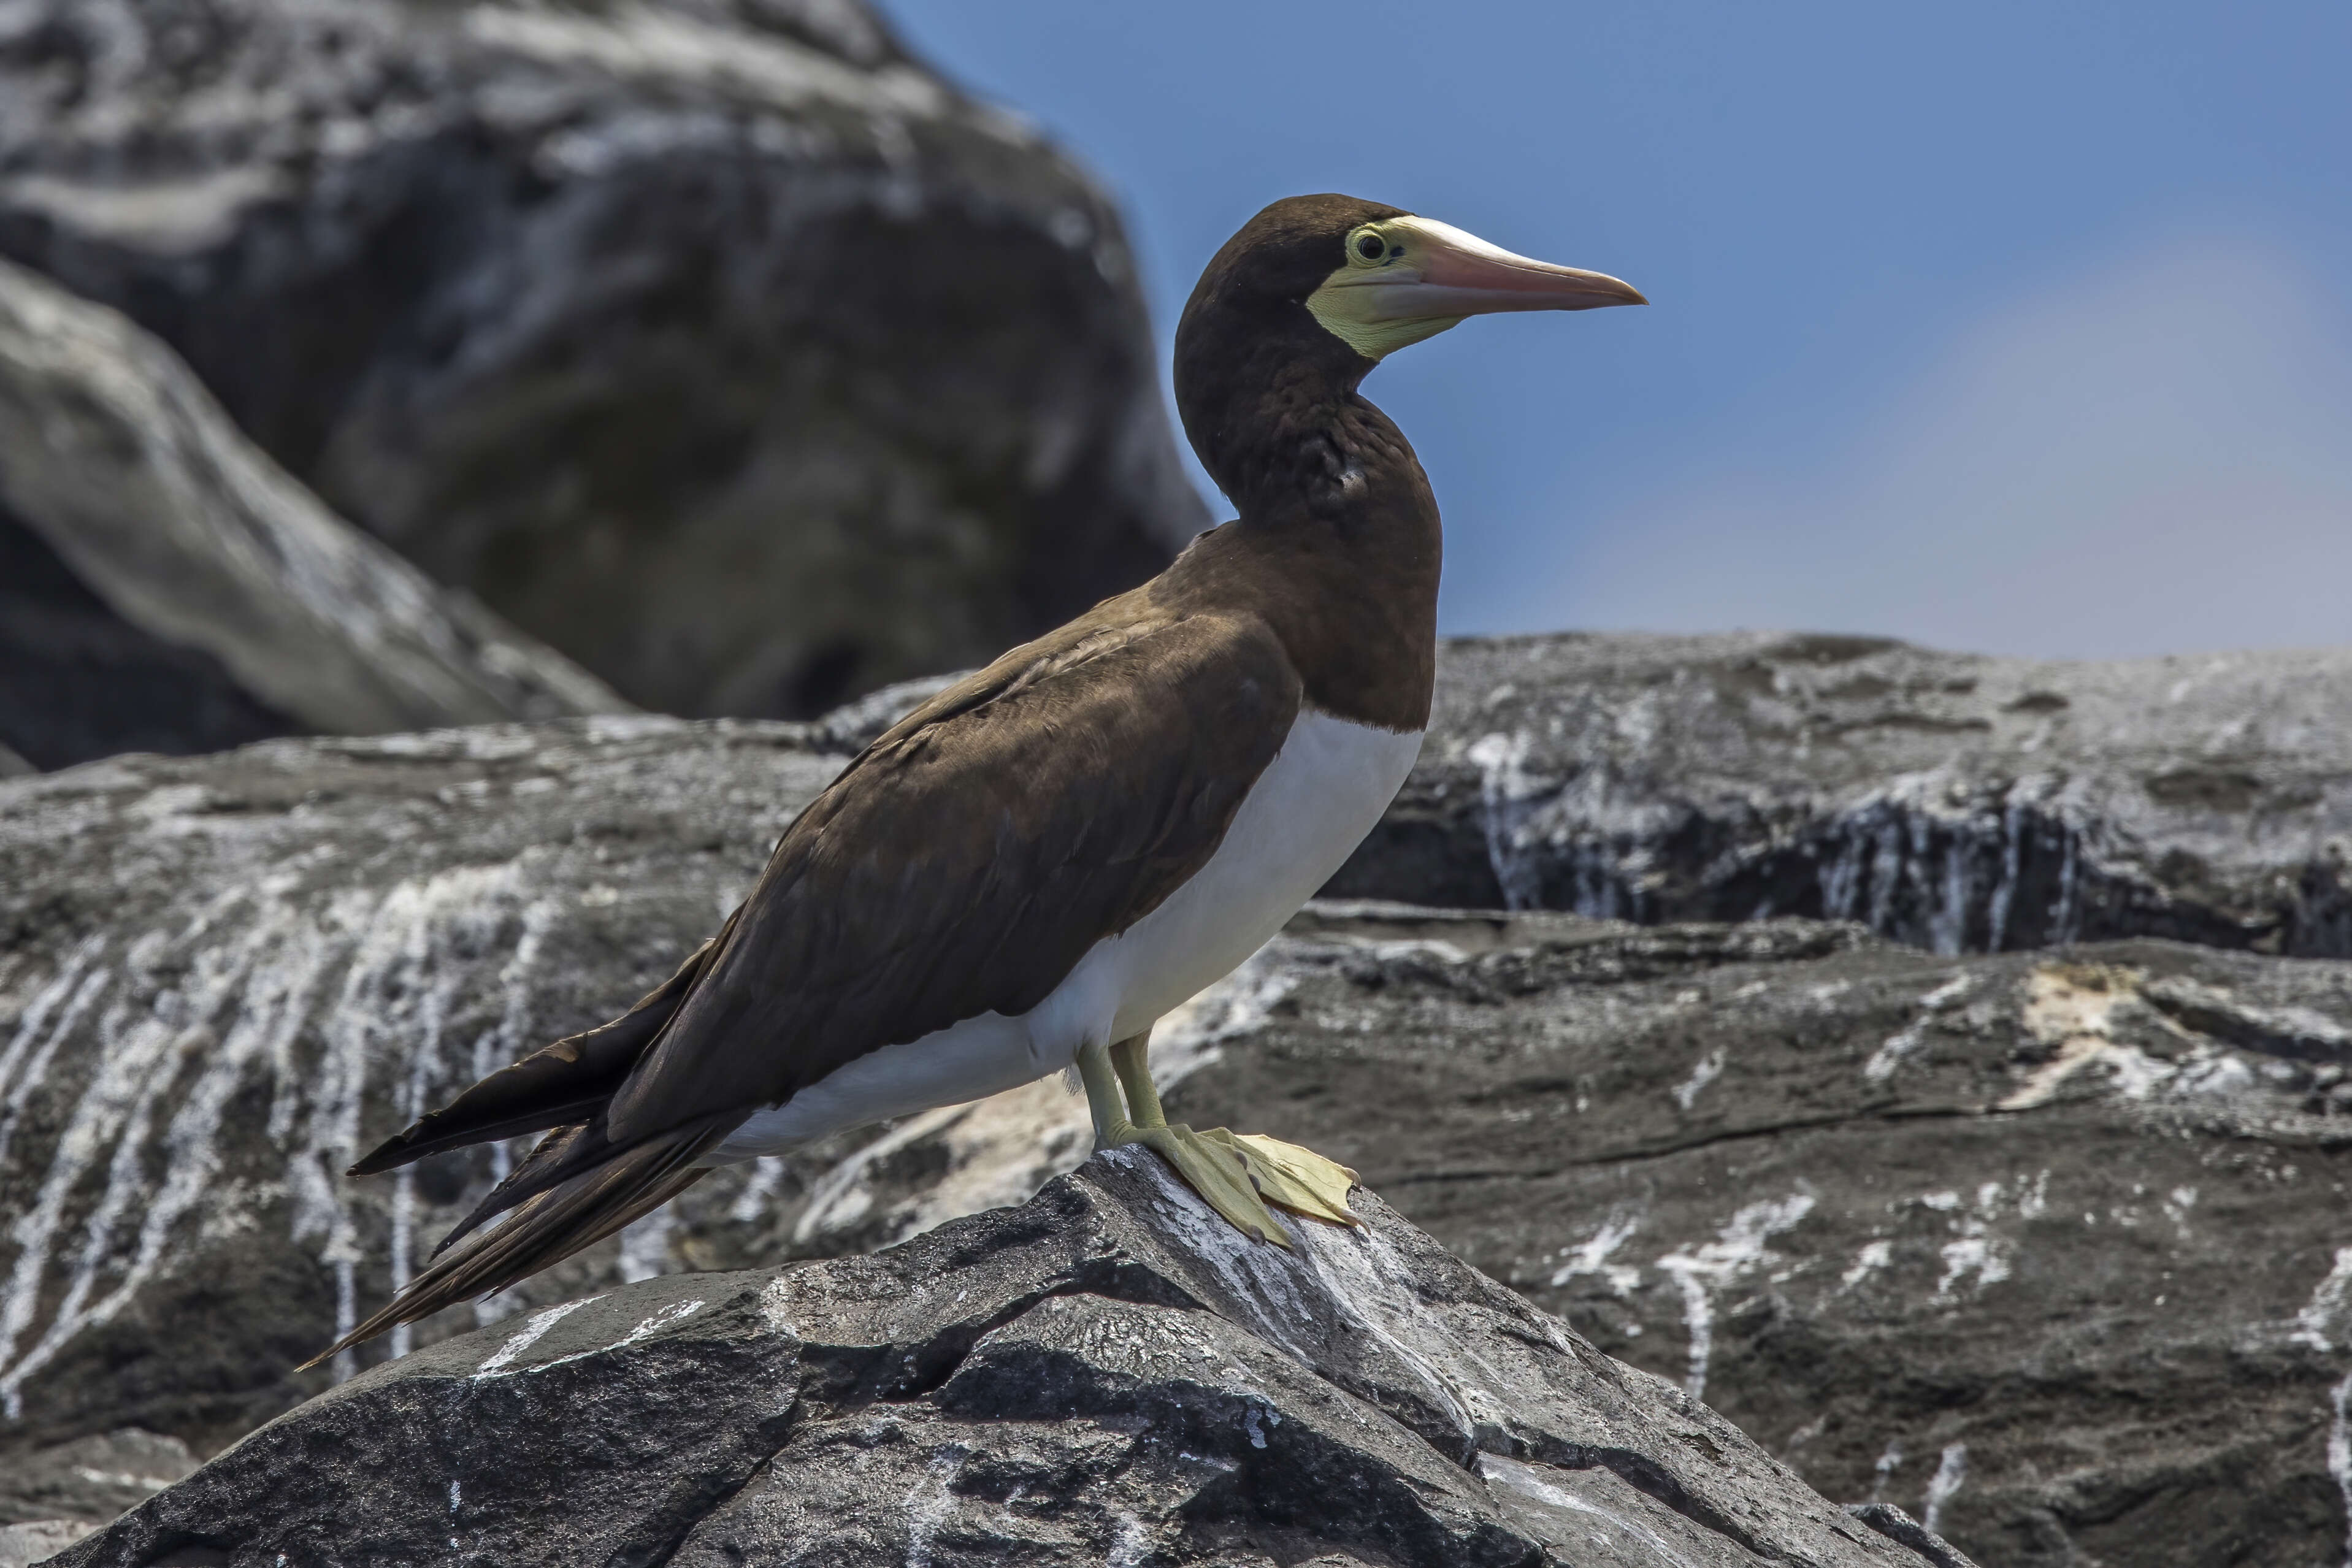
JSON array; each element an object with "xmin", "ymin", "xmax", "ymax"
[{"xmin": 709, "ymin": 709, "xmax": 1422, "ymax": 1161}]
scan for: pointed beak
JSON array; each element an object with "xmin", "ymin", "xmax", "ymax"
[{"xmin": 1347, "ymin": 215, "xmax": 1645, "ymax": 321}]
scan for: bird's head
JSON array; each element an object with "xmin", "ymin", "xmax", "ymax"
[{"xmin": 1180, "ymin": 193, "xmax": 1645, "ymax": 367}]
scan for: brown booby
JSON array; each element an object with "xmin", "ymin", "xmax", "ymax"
[{"xmin": 313, "ymin": 195, "xmax": 1641, "ymax": 1363}]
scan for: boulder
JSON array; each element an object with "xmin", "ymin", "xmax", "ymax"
[
  {"xmin": 0, "ymin": 258, "xmax": 629, "ymax": 770},
  {"xmin": 48, "ymin": 1152, "xmax": 1972, "ymax": 1568},
  {"xmin": 1161, "ymin": 904, "xmax": 2352, "ymax": 1568},
  {"xmin": 0, "ymin": 1428, "xmax": 195, "ymax": 1529},
  {"xmin": 7, "ymin": 635, "xmax": 2352, "ymax": 1565},
  {"xmin": 1334, "ymin": 632, "xmax": 2352, "ymax": 957},
  {"xmin": 0, "ymin": 715, "xmax": 840, "ymax": 1456},
  {"xmin": 0, "ymin": 0, "xmax": 1207, "ymax": 719},
  {"xmin": 0, "ymin": 1519, "xmax": 92, "ymax": 1568},
  {"xmin": 705, "ymin": 894, "xmax": 2352, "ymax": 1565}
]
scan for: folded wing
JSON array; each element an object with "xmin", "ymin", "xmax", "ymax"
[{"xmin": 312, "ymin": 605, "xmax": 1301, "ymax": 1363}]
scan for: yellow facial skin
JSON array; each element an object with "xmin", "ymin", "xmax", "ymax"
[{"xmin": 1304, "ymin": 221, "xmax": 1467, "ymax": 361}]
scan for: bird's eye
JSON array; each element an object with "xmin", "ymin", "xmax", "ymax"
[{"xmin": 1353, "ymin": 231, "xmax": 1386, "ymax": 262}]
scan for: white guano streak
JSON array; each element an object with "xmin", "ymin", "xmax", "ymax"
[
  {"xmin": 0, "ymin": 858, "xmax": 567, "ymax": 1411},
  {"xmin": 2332, "ymin": 1371, "xmax": 2352, "ymax": 1568},
  {"xmin": 1922, "ymin": 1443, "xmax": 1967, "ymax": 1535},
  {"xmin": 1653, "ymin": 1193, "xmax": 1815, "ymax": 1405}
]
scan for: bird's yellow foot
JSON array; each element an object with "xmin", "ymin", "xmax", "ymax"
[
  {"xmin": 1197, "ymin": 1129, "xmax": 1361, "ymax": 1228},
  {"xmin": 1078, "ymin": 1031, "xmax": 1359, "ymax": 1245},
  {"xmin": 1109, "ymin": 1121, "xmax": 1293, "ymax": 1248}
]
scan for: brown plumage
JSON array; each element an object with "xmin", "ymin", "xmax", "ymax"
[{"xmin": 316, "ymin": 193, "xmax": 1641, "ymax": 1365}]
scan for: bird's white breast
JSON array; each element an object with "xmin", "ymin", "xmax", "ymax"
[{"xmin": 710, "ymin": 710, "xmax": 1422, "ymax": 1161}]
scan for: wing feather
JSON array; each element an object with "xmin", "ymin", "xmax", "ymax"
[{"xmin": 605, "ymin": 609, "xmax": 1301, "ymax": 1144}]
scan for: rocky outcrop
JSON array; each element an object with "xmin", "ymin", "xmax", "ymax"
[
  {"xmin": 0, "ymin": 716, "xmax": 837, "ymax": 1455},
  {"xmin": 0, "ymin": 0, "xmax": 1206, "ymax": 719},
  {"xmin": 0, "ymin": 1428, "xmax": 194, "ymax": 1532},
  {"xmin": 0, "ymin": 258, "xmax": 629, "ymax": 770},
  {"xmin": 0, "ymin": 1519, "xmax": 91, "ymax": 1568},
  {"xmin": 7, "ymin": 634, "xmax": 2352, "ymax": 1565},
  {"xmin": 1160, "ymin": 904, "xmax": 2352, "ymax": 1567},
  {"xmin": 1335, "ymin": 632, "xmax": 2352, "ymax": 956},
  {"xmin": 50, "ymin": 1153, "xmax": 1971, "ymax": 1568}
]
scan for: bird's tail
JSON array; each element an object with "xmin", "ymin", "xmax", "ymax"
[
  {"xmin": 346, "ymin": 927, "xmax": 728, "ymax": 1179},
  {"xmin": 299, "ymin": 1116, "xmax": 732, "ymax": 1371}
]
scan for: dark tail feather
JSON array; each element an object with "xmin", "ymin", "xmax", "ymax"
[
  {"xmin": 301, "ymin": 1116, "xmax": 735, "ymax": 1371},
  {"xmin": 348, "ymin": 928, "xmax": 728, "ymax": 1178},
  {"xmin": 431, "ymin": 1118, "xmax": 601, "ymax": 1260}
]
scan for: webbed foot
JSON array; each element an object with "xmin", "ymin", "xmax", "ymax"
[
  {"xmin": 1113, "ymin": 1120, "xmax": 1292, "ymax": 1247},
  {"xmin": 1197, "ymin": 1128, "xmax": 1361, "ymax": 1227},
  {"xmin": 1077, "ymin": 1031, "xmax": 1359, "ymax": 1245}
]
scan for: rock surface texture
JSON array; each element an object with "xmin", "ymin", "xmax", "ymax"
[
  {"xmin": 6, "ymin": 636, "xmax": 2352, "ymax": 1567},
  {"xmin": 0, "ymin": 258, "xmax": 628, "ymax": 770},
  {"xmin": 50, "ymin": 1154, "xmax": 1971, "ymax": 1568},
  {"xmin": 0, "ymin": 0, "xmax": 1206, "ymax": 719},
  {"xmin": 1166, "ymin": 906, "xmax": 2352, "ymax": 1568},
  {"xmin": 0, "ymin": 715, "xmax": 840, "ymax": 1455},
  {"xmin": 0, "ymin": 1428, "xmax": 194, "ymax": 1534},
  {"xmin": 1335, "ymin": 632, "xmax": 2352, "ymax": 957}
]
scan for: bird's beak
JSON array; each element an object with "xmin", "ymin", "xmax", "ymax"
[
  {"xmin": 1347, "ymin": 216, "xmax": 1647, "ymax": 321},
  {"xmin": 1306, "ymin": 213, "xmax": 1643, "ymax": 359}
]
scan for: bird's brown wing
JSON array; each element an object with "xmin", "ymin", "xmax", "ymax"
[
  {"xmin": 603, "ymin": 605, "xmax": 1304, "ymax": 1144},
  {"xmin": 310, "ymin": 606, "xmax": 1303, "ymax": 1363}
]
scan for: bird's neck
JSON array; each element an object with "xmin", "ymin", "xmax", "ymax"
[{"xmin": 1173, "ymin": 335, "xmax": 1441, "ymax": 732}]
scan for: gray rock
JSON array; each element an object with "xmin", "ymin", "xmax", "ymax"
[
  {"xmin": 0, "ymin": 0, "xmax": 1206, "ymax": 719},
  {"xmin": 48, "ymin": 1153, "xmax": 1963, "ymax": 1568},
  {"xmin": 0, "ymin": 715, "xmax": 839, "ymax": 1455},
  {"xmin": 8, "ymin": 633, "xmax": 2352, "ymax": 1562},
  {"xmin": 0, "ymin": 1519, "xmax": 93, "ymax": 1568},
  {"xmin": 0, "ymin": 1429, "xmax": 196, "ymax": 1528},
  {"xmin": 1330, "ymin": 632, "xmax": 2352, "ymax": 956},
  {"xmin": 0, "ymin": 259, "xmax": 630, "ymax": 770},
  {"xmin": 1, "ymin": 499, "xmax": 302, "ymax": 772},
  {"xmin": 1159, "ymin": 904, "xmax": 2352, "ymax": 1568}
]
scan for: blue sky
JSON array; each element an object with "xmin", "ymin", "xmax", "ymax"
[{"xmin": 881, "ymin": 1, "xmax": 2351, "ymax": 659}]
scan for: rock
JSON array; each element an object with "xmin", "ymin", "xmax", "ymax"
[
  {"xmin": 0, "ymin": 715, "xmax": 838, "ymax": 1455},
  {"xmin": 1330, "ymin": 632, "xmax": 2352, "ymax": 957},
  {"xmin": 0, "ymin": 258, "xmax": 629, "ymax": 770},
  {"xmin": 47, "ymin": 1153, "xmax": 1967, "ymax": 1568},
  {"xmin": 0, "ymin": 0, "xmax": 1206, "ymax": 719},
  {"xmin": 0, "ymin": 1519, "xmax": 93, "ymax": 1568},
  {"xmin": 1155, "ymin": 904, "xmax": 2352, "ymax": 1568},
  {"xmin": 0, "ymin": 1429, "xmax": 196, "ymax": 1528},
  {"xmin": 9, "ymin": 636, "xmax": 2352, "ymax": 1561}
]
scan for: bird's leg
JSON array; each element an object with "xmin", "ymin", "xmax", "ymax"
[
  {"xmin": 1077, "ymin": 1033, "xmax": 1289, "ymax": 1247},
  {"xmin": 1108, "ymin": 1032, "xmax": 1168, "ymax": 1129},
  {"xmin": 1112, "ymin": 1032, "xmax": 1361, "ymax": 1230}
]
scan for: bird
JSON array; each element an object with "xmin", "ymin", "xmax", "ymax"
[{"xmin": 312, "ymin": 194, "xmax": 1642, "ymax": 1365}]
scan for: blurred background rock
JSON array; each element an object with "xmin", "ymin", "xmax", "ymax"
[{"xmin": 0, "ymin": 0, "xmax": 1202, "ymax": 770}]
